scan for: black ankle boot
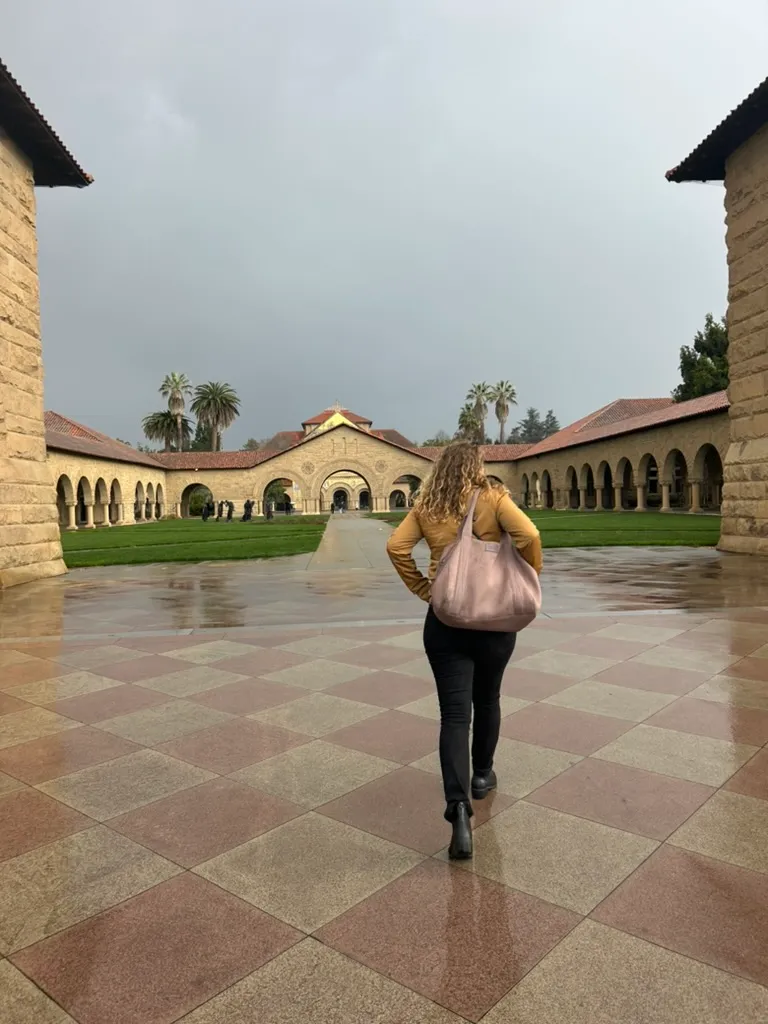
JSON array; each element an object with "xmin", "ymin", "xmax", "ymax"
[
  {"xmin": 448, "ymin": 803, "xmax": 473, "ymax": 860},
  {"xmin": 471, "ymin": 768, "xmax": 497, "ymax": 800}
]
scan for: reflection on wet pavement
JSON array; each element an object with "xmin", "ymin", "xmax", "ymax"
[{"xmin": 1, "ymin": 526, "xmax": 767, "ymax": 1022}]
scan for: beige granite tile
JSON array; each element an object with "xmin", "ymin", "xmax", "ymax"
[
  {"xmin": 0, "ymin": 960, "xmax": 76, "ymax": 1023},
  {"xmin": 752, "ymin": 642, "xmax": 768, "ymax": 659},
  {"xmin": 252, "ymin": 692, "xmax": 381, "ymax": 737},
  {"xmin": 412, "ymin": 736, "xmax": 580, "ymax": 798},
  {"xmin": 483, "ymin": 919, "xmax": 768, "ymax": 1024},
  {"xmin": 593, "ymin": 623, "xmax": 686, "ymax": 644},
  {"xmin": 38, "ymin": 749, "xmax": 215, "ymax": 820},
  {"xmin": 669, "ymin": 790, "xmax": 768, "ymax": 874},
  {"xmin": 398, "ymin": 693, "xmax": 529, "ymax": 721},
  {"xmin": 0, "ymin": 649, "xmax": 35, "ymax": 669},
  {"xmin": 278, "ymin": 635, "xmax": 368, "ymax": 657},
  {"xmin": 196, "ymin": 813, "xmax": 422, "ymax": 932},
  {"xmin": 456, "ymin": 802, "xmax": 656, "ymax": 914},
  {"xmin": 232, "ymin": 740, "xmax": 397, "ymax": 807},
  {"xmin": 544, "ymin": 679, "xmax": 676, "ymax": 722},
  {"xmin": 0, "ymin": 707, "xmax": 79, "ymax": 751},
  {"xmin": 136, "ymin": 664, "xmax": 249, "ymax": 697},
  {"xmin": 631, "ymin": 645, "xmax": 739, "ymax": 675},
  {"xmin": 0, "ymin": 826, "xmax": 179, "ymax": 953},
  {"xmin": 593, "ymin": 724, "xmax": 757, "ymax": 786},
  {"xmin": 54, "ymin": 646, "xmax": 145, "ymax": 670},
  {"xmin": 689, "ymin": 675, "xmax": 768, "ymax": 711},
  {"xmin": 97, "ymin": 700, "xmax": 233, "ymax": 744},
  {"xmin": 4, "ymin": 671, "xmax": 120, "ymax": 706},
  {"xmin": 389, "ymin": 657, "xmax": 434, "ymax": 679},
  {"xmin": 163, "ymin": 640, "xmax": 262, "ymax": 663},
  {"xmin": 262, "ymin": 659, "xmax": 371, "ymax": 691},
  {"xmin": 515, "ymin": 628, "xmax": 583, "ymax": 650},
  {"xmin": 0, "ymin": 771, "xmax": 25, "ymax": 796},
  {"xmin": 181, "ymin": 938, "xmax": 462, "ymax": 1023},
  {"xmin": 380, "ymin": 631, "xmax": 424, "ymax": 651},
  {"xmin": 511, "ymin": 649, "xmax": 618, "ymax": 680}
]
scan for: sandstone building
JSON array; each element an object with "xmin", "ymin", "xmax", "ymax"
[
  {"xmin": 668, "ymin": 75, "xmax": 768, "ymax": 554},
  {"xmin": 0, "ymin": 61, "xmax": 90, "ymax": 588},
  {"xmin": 45, "ymin": 395, "xmax": 729, "ymax": 533}
]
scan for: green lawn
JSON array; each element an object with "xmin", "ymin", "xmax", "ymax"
[
  {"xmin": 61, "ymin": 516, "xmax": 329, "ymax": 568},
  {"xmin": 368, "ymin": 509, "xmax": 721, "ymax": 547}
]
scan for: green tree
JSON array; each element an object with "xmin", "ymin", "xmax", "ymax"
[
  {"xmin": 191, "ymin": 382, "xmax": 241, "ymax": 452},
  {"xmin": 241, "ymin": 438, "xmax": 260, "ymax": 451},
  {"xmin": 159, "ymin": 372, "xmax": 193, "ymax": 453},
  {"xmin": 142, "ymin": 410, "xmax": 192, "ymax": 451},
  {"xmin": 542, "ymin": 410, "xmax": 560, "ymax": 437},
  {"xmin": 673, "ymin": 313, "xmax": 729, "ymax": 402},
  {"xmin": 490, "ymin": 381, "xmax": 517, "ymax": 444},
  {"xmin": 190, "ymin": 420, "xmax": 214, "ymax": 451},
  {"xmin": 422, "ymin": 429, "xmax": 452, "ymax": 447},
  {"xmin": 509, "ymin": 407, "xmax": 545, "ymax": 444},
  {"xmin": 457, "ymin": 402, "xmax": 482, "ymax": 442},
  {"xmin": 466, "ymin": 382, "xmax": 491, "ymax": 433}
]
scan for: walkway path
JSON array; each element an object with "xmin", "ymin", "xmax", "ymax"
[{"xmin": 1, "ymin": 520, "xmax": 768, "ymax": 1022}]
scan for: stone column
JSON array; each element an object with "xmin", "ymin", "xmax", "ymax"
[
  {"xmin": 135, "ymin": 504, "xmax": 144, "ymax": 522},
  {"xmin": 613, "ymin": 485, "xmax": 623, "ymax": 510},
  {"xmin": 661, "ymin": 482, "xmax": 671, "ymax": 512},
  {"xmin": 690, "ymin": 480, "xmax": 702, "ymax": 514},
  {"xmin": 578, "ymin": 488, "xmax": 587, "ymax": 511},
  {"xmin": 65, "ymin": 502, "xmax": 77, "ymax": 531},
  {"xmin": 635, "ymin": 485, "xmax": 646, "ymax": 511},
  {"xmin": 595, "ymin": 486, "xmax": 604, "ymax": 510},
  {"xmin": 84, "ymin": 503, "xmax": 95, "ymax": 529},
  {"xmin": 116, "ymin": 503, "xmax": 125, "ymax": 524}
]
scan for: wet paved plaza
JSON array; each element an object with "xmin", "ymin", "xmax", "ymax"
[{"xmin": 1, "ymin": 517, "xmax": 768, "ymax": 1022}]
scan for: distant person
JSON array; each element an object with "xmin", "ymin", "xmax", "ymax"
[
  {"xmin": 226, "ymin": 501, "xmax": 234, "ymax": 521},
  {"xmin": 386, "ymin": 442, "xmax": 542, "ymax": 861},
  {"xmin": 266, "ymin": 503, "xmax": 274, "ymax": 521},
  {"xmin": 216, "ymin": 501, "xmax": 224, "ymax": 520},
  {"xmin": 201, "ymin": 503, "xmax": 210, "ymax": 522}
]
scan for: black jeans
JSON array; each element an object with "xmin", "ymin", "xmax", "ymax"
[{"xmin": 423, "ymin": 606, "xmax": 517, "ymax": 821}]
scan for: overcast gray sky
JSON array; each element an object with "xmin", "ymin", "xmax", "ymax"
[{"xmin": 6, "ymin": 1, "xmax": 768, "ymax": 447}]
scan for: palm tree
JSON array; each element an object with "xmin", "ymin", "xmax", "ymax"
[
  {"xmin": 490, "ymin": 381, "xmax": 517, "ymax": 443},
  {"xmin": 191, "ymin": 382, "xmax": 241, "ymax": 452},
  {"xmin": 159, "ymin": 373, "xmax": 193, "ymax": 453},
  {"xmin": 142, "ymin": 410, "xmax": 192, "ymax": 451},
  {"xmin": 466, "ymin": 382, "xmax": 491, "ymax": 437},
  {"xmin": 457, "ymin": 402, "xmax": 481, "ymax": 441}
]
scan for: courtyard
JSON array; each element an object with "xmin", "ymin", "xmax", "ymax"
[{"xmin": 1, "ymin": 515, "xmax": 768, "ymax": 1023}]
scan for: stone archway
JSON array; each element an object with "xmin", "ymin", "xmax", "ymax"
[
  {"xmin": 93, "ymin": 478, "xmax": 109, "ymax": 526},
  {"xmin": 134, "ymin": 482, "xmax": 145, "ymax": 521},
  {"xmin": 389, "ymin": 489, "xmax": 407, "ymax": 510},
  {"xmin": 597, "ymin": 461, "xmax": 614, "ymax": 509},
  {"xmin": 180, "ymin": 483, "xmax": 213, "ymax": 518},
  {"xmin": 541, "ymin": 470, "xmax": 554, "ymax": 508},
  {"xmin": 637, "ymin": 454, "xmax": 660, "ymax": 511},
  {"xmin": 662, "ymin": 449, "xmax": 690, "ymax": 511},
  {"xmin": 693, "ymin": 444, "xmax": 724, "ymax": 512},
  {"xmin": 56, "ymin": 475, "xmax": 75, "ymax": 530},
  {"xmin": 109, "ymin": 480, "xmax": 123, "ymax": 524},
  {"xmin": 565, "ymin": 467, "xmax": 579, "ymax": 509},
  {"xmin": 77, "ymin": 477, "xmax": 93, "ymax": 528},
  {"xmin": 579, "ymin": 464, "xmax": 596, "ymax": 510},
  {"xmin": 615, "ymin": 458, "xmax": 634, "ymax": 510},
  {"xmin": 314, "ymin": 461, "xmax": 379, "ymax": 513},
  {"xmin": 520, "ymin": 473, "xmax": 530, "ymax": 508}
]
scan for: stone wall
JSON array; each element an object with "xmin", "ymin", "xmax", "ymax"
[
  {"xmin": 721, "ymin": 123, "xmax": 768, "ymax": 554},
  {"xmin": 0, "ymin": 134, "xmax": 66, "ymax": 587}
]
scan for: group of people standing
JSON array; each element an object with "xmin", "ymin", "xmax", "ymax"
[{"xmin": 201, "ymin": 500, "xmax": 235, "ymax": 522}]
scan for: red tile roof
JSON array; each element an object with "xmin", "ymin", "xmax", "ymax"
[
  {"xmin": 667, "ymin": 75, "xmax": 768, "ymax": 183},
  {"xmin": 520, "ymin": 391, "xmax": 729, "ymax": 460},
  {"xmin": 374, "ymin": 429, "xmax": 415, "ymax": 448},
  {"xmin": 302, "ymin": 408, "xmax": 372, "ymax": 426},
  {"xmin": 261, "ymin": 431, "xmax": 304, "ymax": 451},
  {"xmin": 152, "ymin": 449, "xmax": 273, "ymax": 470},
  {"xmin": 45, "ymin": 413, "xmax": 163, "ymax": 469},
  {"xmin": 0, "ymin": 60, "xmax": 91, "ymax": 187},
  {"xmin": 480, "ymin": 444, "xmax": 534, "ymax": 462}
]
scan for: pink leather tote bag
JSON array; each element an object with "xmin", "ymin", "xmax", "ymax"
[{"xmin": 431, "ymin": 490, "xmax": 541, "ymax": 632}]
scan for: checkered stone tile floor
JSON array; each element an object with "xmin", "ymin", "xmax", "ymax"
[{"xmin": 1, "ymin": 612, "xmax": 768, "ymax": 1022}]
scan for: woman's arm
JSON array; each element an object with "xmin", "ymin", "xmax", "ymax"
[
  {"xmin": 385, "ymin": 510, "xmax": 432, "ymax": 601},
  {"xmin": 496, "ymin": 492, "xmax": 543, "ymax": 574}
]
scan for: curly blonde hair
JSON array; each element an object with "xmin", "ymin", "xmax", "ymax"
[{"xmin": 416, "ymin": 441, "xmax": 496, "ymax": 521}]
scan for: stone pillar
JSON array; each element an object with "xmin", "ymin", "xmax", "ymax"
[
  {"xmin": 65, "ymin": 502, "xmax": 77, "ymax": 531},
  {"xmin": 158, "ymin": 503, "xmax": 165, "ymax": 519},
  {"xmin": 0, "ymin": 135, "xmax": 67, "ymax": 588},
  {"xmin": 635, "ymin": 485, "xmax": 646, "ymax": 511},
  {"xmin": 661, "ymin": 483, "xmax": 671, "ymax": 512},
  {"xmin": 578, "ymin": 488, "xmax": 587, "ymax": 511},
  {"xmin": 719, "ymin": 125, "xmax": 768, "ymax": 554},
  {"xmin": 595, "ymin": 486, "xmax": 604, "ymax": 510},
  {"xmin": 135, "ymin": 504, "xmax": 144, "ymax": 522},
  {"xmin": 613, "ymin": 485, "xmax": 623, "ymax": 510},
  {"xmin": 84, "ymin": 503, "xmax": 95, "ymax": 529},
  {"xmin": 116, "ymin": 503, "xmax": 125, "ymax": 524},
  {"xmin": 690, "ymin": 480, "xmax": 702, "ymax": 514}
]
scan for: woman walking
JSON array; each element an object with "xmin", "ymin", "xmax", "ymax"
[{"xmin": 386, "ymin": 443, "xmax": 542, "ymax": 859}]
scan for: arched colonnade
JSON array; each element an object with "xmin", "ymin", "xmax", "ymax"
[
  {"xmin": 55, "ymin": 473, "xmax": 166, "ymax": 529},
  {"xmin": 517, "ymin": 442, "xmax": 724, "ymax": 513}
]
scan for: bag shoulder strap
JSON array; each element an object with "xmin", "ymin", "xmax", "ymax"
[{"xmin": 459, "ymin": 489, "xmax": 482, "ymax": 540}]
